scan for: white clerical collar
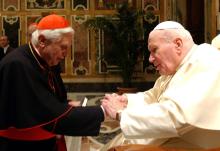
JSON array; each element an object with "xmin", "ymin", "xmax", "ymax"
[{"xmin": 3, "ymin": 45, "xmax": 9, "ymax": 54}]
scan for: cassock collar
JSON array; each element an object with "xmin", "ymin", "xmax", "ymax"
[
  {"xmin": 28, "ymin": 42, "xmax": 50, "ymax": 71},
  {"xmin": 176, "ymin": 44, "xmax": 198, "ymax": 71}
]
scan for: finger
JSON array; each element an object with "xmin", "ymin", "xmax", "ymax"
[
  {"xmin": 101, "ymin": 99, "xmax": 109, "ymax": 104},
  {"xmin": 112, "ymin": 93, "xmax": 118, "ymax": 97},
  {"xmin": 68, "ymin": 101, "xmax": 81, "ymax": 106}
]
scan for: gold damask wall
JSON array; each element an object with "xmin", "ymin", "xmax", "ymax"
[{"xmin": 0, "ymin": 0, "xmax": 166, "ymax": 84}]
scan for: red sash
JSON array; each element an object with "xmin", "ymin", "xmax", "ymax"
[
  {"xmin": 0, "ymin": 127, "xmax": 67, "ymax": 151},
  {"xmin": 0, "ymin": 126, "xmax": 55, "ymax": 140}
]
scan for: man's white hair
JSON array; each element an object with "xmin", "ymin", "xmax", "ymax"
[{"xmin": 31, "ymin": 27, "xmax": 74, "ymax": 45}]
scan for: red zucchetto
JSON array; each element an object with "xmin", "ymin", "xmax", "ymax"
[{"xmin": 37, "ymin": 14, "xmax": 69, "ymax": 30}]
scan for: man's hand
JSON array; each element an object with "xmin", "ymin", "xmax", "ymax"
[
  {"xmin": 101, "ymin": 93, "xmax": 128, "ymax": 119},
  {"xmin": 68, "ymin": 100, "xmax": 81, "ymax": 107}
]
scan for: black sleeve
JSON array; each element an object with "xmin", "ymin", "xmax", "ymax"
[{"xmin": 54, "ymin": 106, "xmax": 105, "ymax": 136}]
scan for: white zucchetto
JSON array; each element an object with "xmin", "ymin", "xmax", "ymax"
[{"xmin": 154, "ymin": 21, "xmax": 185, "ymax": 30}]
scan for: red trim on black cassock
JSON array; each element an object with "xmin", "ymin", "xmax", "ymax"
[{"xmin": 0, "ymin": 106, "xmax": 73, "ymax": 140}]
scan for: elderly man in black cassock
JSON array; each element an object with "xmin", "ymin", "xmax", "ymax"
[{"xmin": 0, "ymin": 14, "xmax": 106, "ymax": 151}]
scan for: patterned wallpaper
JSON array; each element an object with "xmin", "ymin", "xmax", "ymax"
[{"xmin": 0, "ymin": 0, "xmax": 160, "ymax": 82}]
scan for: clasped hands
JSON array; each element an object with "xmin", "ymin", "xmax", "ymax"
[
  {"xmin": 67, "ymin": 93, "xmax": 128, "ymax": 120},
  {"xmin": 101, "ymin": 93, "xmax": 128, "ymax": 120}
]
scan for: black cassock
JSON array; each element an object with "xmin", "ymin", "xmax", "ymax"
[
  {"xmin": 0, "ymin": 47, "xmax": 4, "ymax": 61},
  {"xmin": 0, "ymin": 43, "xmax": 104, "ymax": 151}
]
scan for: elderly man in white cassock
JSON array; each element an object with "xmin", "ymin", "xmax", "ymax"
[{"xmin": 101, "ymin": 21, "xmax": 220, "ymax": 150}]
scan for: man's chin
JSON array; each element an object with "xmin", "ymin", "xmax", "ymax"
[{"xmin": 158, "ymin": 70, "xmax": 166, "ymax": 75}]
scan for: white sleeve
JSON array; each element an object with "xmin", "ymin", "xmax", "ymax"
[
  {"xmin": 125, "ymin": 92, "xmax": 146, "ymax": 108},
  {"xmin": 120, "ymin": 100, "xmax": 187, "ymax": 139},
  {"xmin": 125, "ymin": 88, "xmax": 157, "ymax": 109}
]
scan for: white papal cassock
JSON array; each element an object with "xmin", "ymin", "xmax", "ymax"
[{"xmin": 101, "ymin": 44, "xmax": 220, "ymax": 150}]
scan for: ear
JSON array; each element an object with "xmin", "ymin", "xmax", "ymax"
[
  {"xmin": 174, "ymin": 38, "xmax": 183, "ymax": 54},
  {"xmin": 38, "ymin": 35, "xmax": 46, "ymax": 47}
]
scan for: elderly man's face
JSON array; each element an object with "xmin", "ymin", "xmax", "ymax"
[
  {"xmin": 148, "ymin": 30, "xmax": 181, "ymax": 75},
  {"xmin": 40, "ymin": 33, "xmax": 72, "ymax": 66},
  {"xmin": 0, "ymin": 36, "xmax": 9, "ymax": 48}
]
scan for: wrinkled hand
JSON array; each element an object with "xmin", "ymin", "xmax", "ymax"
[{"xmin": 101, "ymin": 93, "xmax": 128, "ymax": 119}]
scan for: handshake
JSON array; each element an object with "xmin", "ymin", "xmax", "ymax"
[{"xmin": 101, "ymin": 93, "xmax": 128, "ymax": 121}]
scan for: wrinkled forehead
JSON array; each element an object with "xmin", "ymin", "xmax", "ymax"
[
  {"xmin": 148, "ymin": 31, "xmax": 161, "ymax": 48},
  {"xmin": 148, "ymin": 30, "xmax": 173, "ymax": 50},
  {"xmin": 149, "ymin": 29, "xmax": 177, "ymax": 42},
  {"xmin": 0, "ymin": 36, "xmax": 8, "ymax": 41},
  {"xmin": 148, "ymin": 30, "xmax": 166, "ymax": 42}
]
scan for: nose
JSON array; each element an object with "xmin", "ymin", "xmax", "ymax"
[{"xmin": 149, "ymin": 54, "xmax": 155, "ymax": 63}]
